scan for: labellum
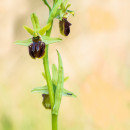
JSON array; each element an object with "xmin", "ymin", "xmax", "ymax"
[
  {"xmin": 59, "ymin": 18, "xmax": 72, "ymax": 36},
  {"xmin": 28, "ymin": 36, "xmax": 45, "ymax": 59},
  {"xmin": 42, "ymin": 94, "xmax": 51, "ymax": 109}
]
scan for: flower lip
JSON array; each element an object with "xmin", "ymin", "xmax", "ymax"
[
  {"xmin": 28, "ymin": 36, "xmax": 45, "ymax": 59},
  {"xmin": 59, "ymin": 18, "xmax": 72, "ymax": 36},
  {"xmin": 63, "ymin": 18, "xmax": 71, "ymax": 36},
  {"xmin": 42, "ymin": 94, "xmax": 51, "ymax": 109}
]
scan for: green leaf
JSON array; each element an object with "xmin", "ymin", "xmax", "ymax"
[
  {"xmin": 67, "ymin": 10, "xmax": 75, "ymax": 16},
  {"xmin": 53, "ymin": 50, "xmax": 64, "ymax": 115},
  {"xmin": 52, "ymin": 64, "xmax": 58, "ymax": 86},
  {"xmin": 15, "ymin": 38, "xmax": 32, "ymax": 46},
  {"xmin": 63, "ymin": 89, "xmax": 76, "ymax": 97},
  {"xmin": 52, "ymin": 64, "xmax": 69, "ymax": 85},
  {"xmin": 23, "ymin": 26, "xmax": 34, "ymax": 36},
  {"xmin": 31, "ymin": 13, "xmax": 40, "ymax": 32},
  {"xmin": 64, "ymin": 76, "xmax": 69, "ymax": 82},
  {"xmin": 31, "ymin": 86, "xmax": 49, "ymax": 94},
  {"xmin": 42, "ymin": 72, "xmax": 46, "ymax": 80},
  {"xmin": 41, "ymin": 36, "xmax": 62, "ymax": 45},
  {"xmin": 39, "ymin": 23, "xmax": 51, "ymax": 36},
  {"xmin": 42, "ymin": 0, "xmax": 51, "ymax": 12}
]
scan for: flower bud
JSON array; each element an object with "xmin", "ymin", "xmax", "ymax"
[
  {"xmin": 28, "ymin": 36, "xmax": 45, "ymax": 59},
  {"xmin": 42, "ymin": 94, "xmax": 51, "ymax": 109},
  {"xmin": 59, "ymin": 18, "xmax": 72, "ymax": 36}
]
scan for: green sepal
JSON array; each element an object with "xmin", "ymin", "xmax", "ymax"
[
  {"xmin": 55, "ymin": 9, "xmax": 61, "ymax": 18},
  {"xmin": 63, "ymin": 0, "xmax": 69, "ymax": 7},
  {"xmin": 31, "ymin": 13, "xmax": 40, "ymax": 32},
  {"xmin": 31, "ymin": 86, "xmax": 76, "ymax": 97},
  {"xmin": 15, "ymin": 38, "xmax": 32, "ymax": 46},
  {"xmin": 39, "ymin": 23, "xmax": 51, "ymax": 36},
  {"xmin": 41, "ymin": 36, "xmax": 62, "ymax": 45},
  {"xmin": 55, "ymin": 7, "xmax": 74, "ymax": 20},
  {"xmin": 23, "ymin": 26, "xmax": 34, "ymax": 36},
  {"xmin": 53, "ymin": 50, "xmax": 64, "ymax": 115},
  {"xmin": 66, "ymin": 10, "xmax": 75, "ymax": 16},
  {"xmin": 60, "ymin": 3, "xmax": 66, "ymax": 11},
  {"xmin": 55, "ymin": 9, "xmax": 64, "ymax": 20},
  {"xmin": 31, "ymin": 86, "xmax": 48, "ymax": 94},
  {"xmin": 62, "ymin": 89, "xmax": 76, "ymax": 98}
]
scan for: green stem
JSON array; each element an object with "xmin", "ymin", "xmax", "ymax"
[
  {"xmin": 52, "ymin": 114, "xmax": 58, "ymax": 130},
  {"xmin": 43, "ymin": 44, "xmax": 54, "ymax": 107},
  {"xmin": 43, "ymin": 23, "xmax": 58, "ymax": 130},
  {"xmin": 43, "ymin": 0, "xmax": 63, "ymax": 129},
  {"xmin": 43, "ymin": 22, "xmax": 54, "ymax": 107}
]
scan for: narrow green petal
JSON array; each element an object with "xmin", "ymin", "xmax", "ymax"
[
  {"xmin": 39, "ymin": 23, "xmax": 51, "ymax": 36},
  {"xmin": 53, "ymin": 50, "xmax": 64, "ymax": 115},
  {"xmin": 41, "ymin": 36, "xmax": 62, "ymax": 45},
  {"xmin": 31, "ymin": 85, "xmax": 76, "ymax": 98},
  {"xmin": 63, "ymin": 0, "xmax": 69, "ymax": 7},
  {"xmin": 66, "ymin": 4, "xmax": 71, "ymax": 10},
  {"xmin": 23, "ymin": 26, "xmax": 34, "ymax": 36},
  {"xmin": 15, "ymin": 38, "xmax": 32, "ymax": 46},
  {"xmin": 31, "ymin": 13, "xmax": 40, "ymax": 32},
  {"xmin": 66, "ymin": 10, "xmax": 75, "ymax": 16}
]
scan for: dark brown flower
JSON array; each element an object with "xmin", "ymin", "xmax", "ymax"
[
  {"xmin": 59, "ymin": 18, "xmax": 72, "ymax": 36},
  {"xmin": 28, "ymin": 36, "xmax": 45, "ymax": 59}
]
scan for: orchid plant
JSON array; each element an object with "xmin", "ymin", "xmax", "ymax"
[{"xmin": 15, "ymin": 0, "xmax": 76, "ymax": 130}]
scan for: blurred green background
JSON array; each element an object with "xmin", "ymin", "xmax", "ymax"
[{"xmin": 0, "ymin": 0, "xmax": 130, "ymax": 130}]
